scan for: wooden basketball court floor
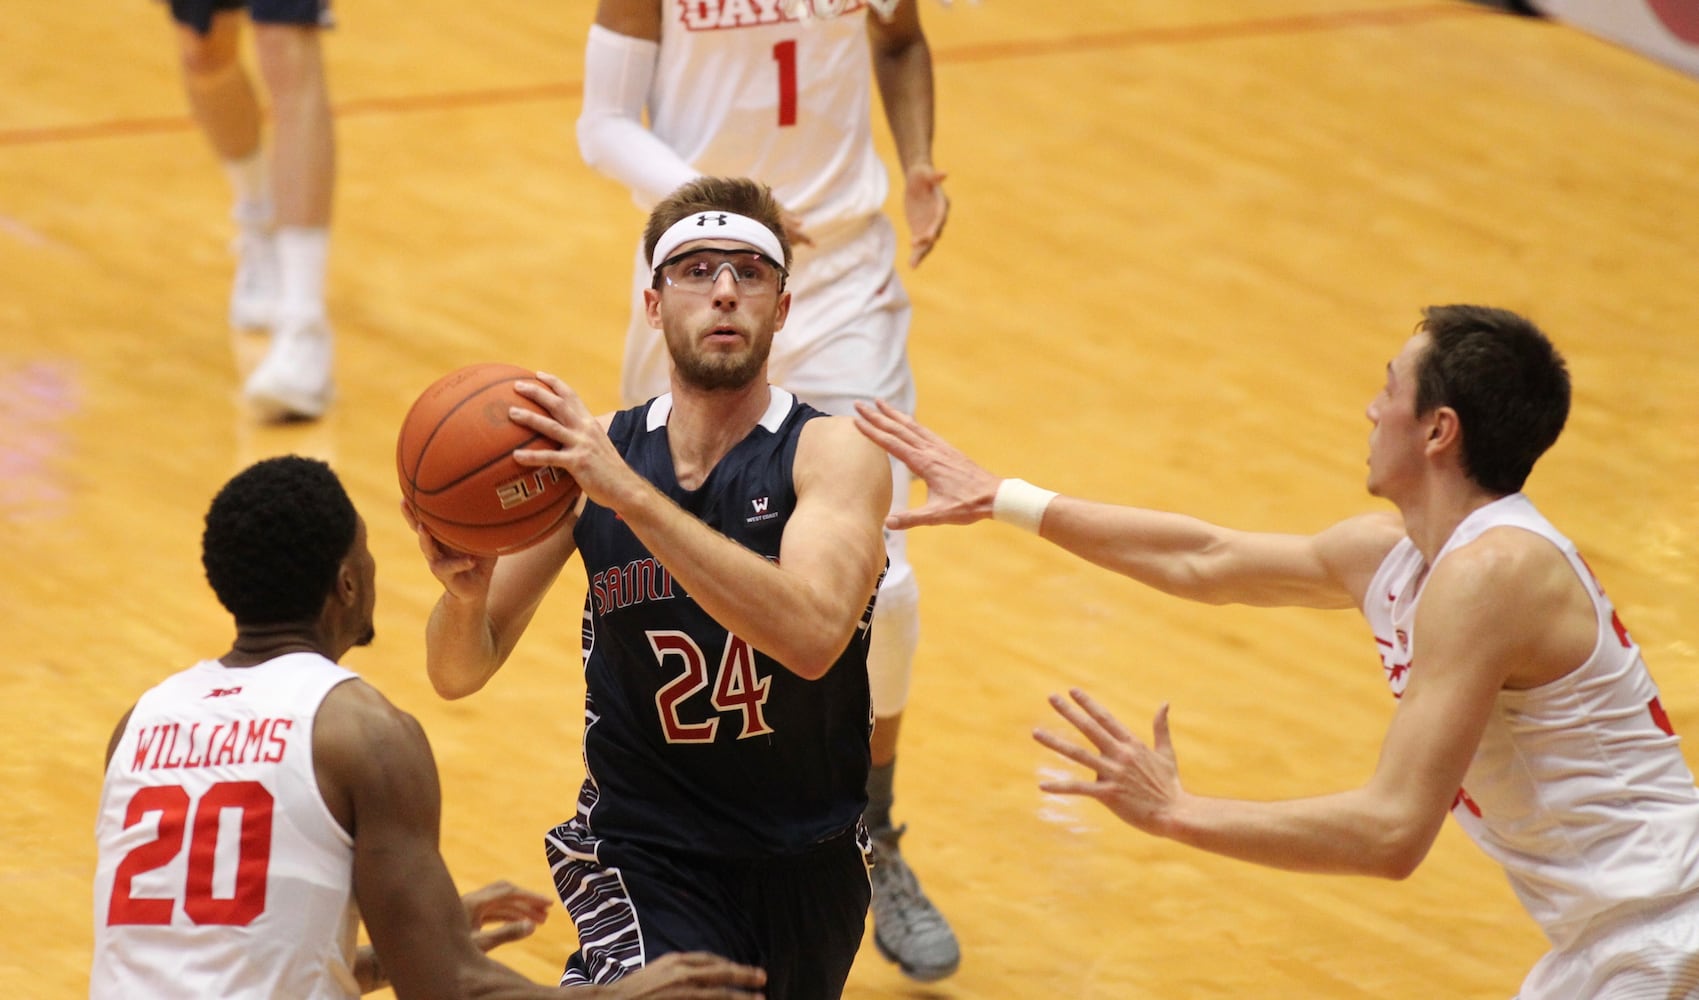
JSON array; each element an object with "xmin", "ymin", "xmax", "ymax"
[{"xmin": 5, "ymin": 1, "xmax": 1699, "ymax": 996}]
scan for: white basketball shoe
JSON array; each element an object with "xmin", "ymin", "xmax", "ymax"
[{"xmin": 244, "ymin": 316, "xmax": 334, "ymax": 421}]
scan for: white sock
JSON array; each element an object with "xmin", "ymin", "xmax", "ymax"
[
  {"xmin": 224, "ymin": 150, "xmax": 272, "ymax": 228},
  {"xmin": 274, "ymin": 226, "xmax": 330, "ymax": 325}
]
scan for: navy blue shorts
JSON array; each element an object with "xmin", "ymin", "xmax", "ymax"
[
  {"xmin": 545, "ymin": 822, "xmax": 871, "ymax": 1000},
  {"xmin": 167, "ymin": 0, "xmax": 331, "ymax": 35}
]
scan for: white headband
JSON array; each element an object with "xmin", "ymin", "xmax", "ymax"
[{"xmin": 650, "ymin": 212, "xmax": 786, "ymax": 273}]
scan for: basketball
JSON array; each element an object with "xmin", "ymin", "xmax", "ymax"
[{"xmin": 396, "ymin": 363, "xmax": 578, "ymax": 556}]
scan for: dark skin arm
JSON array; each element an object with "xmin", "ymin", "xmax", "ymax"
[
  {"xmin": 104, "ymin": 684, "xmax": 765, "ymax": 998},
  {"xmin": 316, "ymin": 679, "xmax": 552, "ymax": 999},
  {"xmin": 314, "ymin": 680, "xmax": 768, "ymax": 999}
]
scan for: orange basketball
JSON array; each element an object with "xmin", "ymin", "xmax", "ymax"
[{"xmin": 396, "ymin": 363, "xmax": 577, "ymax": 556}]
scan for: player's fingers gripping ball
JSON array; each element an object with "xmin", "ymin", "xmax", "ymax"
[{"xmin": 397, "ymin": 363, "xmax": 578, "ymax": 556}]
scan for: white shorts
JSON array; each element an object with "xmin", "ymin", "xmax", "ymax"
[{"xmin": 1517, "ymin": 892, "xmax": 1699, "ymax": 999}]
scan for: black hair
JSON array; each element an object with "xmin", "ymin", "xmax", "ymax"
[
  {"xmin": 201, "ymin": 456, "xmax": 357, "ymax": 626},
  {"xmin": 1416, "ymin": 305, "xmax": 1570, "ymax": 494}
]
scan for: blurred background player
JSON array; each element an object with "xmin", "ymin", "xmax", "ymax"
[
  {"xmin": 574, "ymin": 0, "xmax": 957, "ymax": 979},
  {"xmin": 165, "ymin": 0, "xmax": 336, "ymax": 420},
  {"xmin": 92, "ymin": 455, "xmax": 766, "ymax": 999}
]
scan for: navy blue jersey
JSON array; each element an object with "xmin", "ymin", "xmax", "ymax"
[{"xmin": 572, "ymin": 389, "xmax": 875, "ymax": 859}]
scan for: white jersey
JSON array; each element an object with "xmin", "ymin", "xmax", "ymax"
[
  {"xmin": 1363, "ymin": 494, "xmax": 1699, "ymax": 950},
  {"xmin": 651, "ymin": 0, "xmax": 889, "ymax": 249},
  {"xmin": 621, "ymin": 0, "xmax": 913, "ymax": 407},
  {"xmin": 92, "ymin": 653, "xmax": 361, "ymax": 999}
]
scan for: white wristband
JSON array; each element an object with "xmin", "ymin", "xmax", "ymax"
[{"xmin": 992, "ymin": 478, "xmax": 1058, "ymax": 534}]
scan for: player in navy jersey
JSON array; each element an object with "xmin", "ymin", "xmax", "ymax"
[
  {"xmin": 576, "ymin": 0, "xmax": 959, "ymax": 977},
  {"xmin": 409, "ymin": 177, "xmax": 893, "ymax": 1000}
]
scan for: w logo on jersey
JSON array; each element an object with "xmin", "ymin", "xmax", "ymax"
[
  {"xmin": 678, "ymin": 0, "xmax": 870, "ymax": 32},
  {"xmin": 746, "ymin": 496, "xmax": 778, "ymax": 524}
]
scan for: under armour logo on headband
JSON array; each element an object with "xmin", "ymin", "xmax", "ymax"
[{"xmin": 650, "ymin": 211, "xmax": 786, "ymax": 274}]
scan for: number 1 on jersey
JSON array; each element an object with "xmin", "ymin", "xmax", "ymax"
[{"xmin": 773, "ymin": 40, "xmax": 798, "ymax": 127}]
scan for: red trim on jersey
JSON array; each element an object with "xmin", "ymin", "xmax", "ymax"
[{"xmin": 1650, "ymin": 697, "xmax": 1676, "ymax": 737}]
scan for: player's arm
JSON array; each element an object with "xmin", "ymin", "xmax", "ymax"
[
  {"xmin": 510, "ymin": 375, "xmax": 890, "ymax": 678},
  {"xmin": 602, "ymin": 414, "xmax": 888, "ymax": 679},
  {"xmin": 577, "ymin": 0, "xmax": 699, "ymax": 207},
  {"xmin": 867, "ymin": 0, "xmax": 948, "ymax": 266},
  {"xmin": 316, "ymin": 682, "xmax": 553, "ymax": 998},
  {"xmin": 351, "ymin": 882, "xmax": 553, "ymax": 993},
  {"xmin": 410, "ymin": 406, "xmax": 612, "ymax": 699},
  {"xmin": 418, "ymin": 517, "xmax": 580, "ymax": 699},
  {"xmin": 855, "ymin": 399, "xmax": 1397, "ymax": 609},
  {"xmin": 103, "ymin": 707, "xmax": 136, "ymax": 769},
  {"xmin": 1037, "ymin": 532, "xmax": 1550, "ymax": 877},
  {"xmin": 321, "ymin": 681, "xmax": 770, "ymax": 999}
]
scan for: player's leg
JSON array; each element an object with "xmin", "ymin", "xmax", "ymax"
[
  {"xmin": 783, "ymin": 245, "xmax": 960, "ymax": 982},
  {"xmin": 545, "ymin": 824, "xmax": 761, "ymax": 986},
  {"xmin": 169, "ymin": 2, "xmax": 278, "ymax": 330},
  {"xmin": 747, "ymin": 830, "xmax": 870, "ymax": 1000},
  {"xmin": 862, "ymin": 458, "xmax": 960, "ymax": 983},
  {"xmin": 243, "ymin": 0, "xmax": 335, "ymax": 420}
]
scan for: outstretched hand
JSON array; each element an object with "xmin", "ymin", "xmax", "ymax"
[
  {"xmin": 1033, "ymin": 689, "xmax": 1184, "ymax": 837},
  {"xmin": 604, "ymin": 951, "xmax": 769, "ymax": 998},
  {"xmin": 903, "ymin": 164, "xmax": 949, "ymax": 268},
  {"xmin": 459, "ymin": 880, "xmax": 552, "ymax": 953},
  {"xmin": 852, "ymin": 399, "xmax": 1000, "ymax": 529}
]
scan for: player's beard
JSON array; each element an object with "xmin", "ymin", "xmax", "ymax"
[{"xmin": 671, "ymin": 331, "xmax": 772, "ymax": 392}]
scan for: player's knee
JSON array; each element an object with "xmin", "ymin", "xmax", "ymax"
[
  {"xmin": 176, "ymin": 16, "xmax": 242, "ymax": 78},
  {"xmin": 251, "ymin": 22, "xmax": 325, "ymax": 95},
  {"xmin": 868, "ymin": 596, "xmax": 919, "ymax": 716}
]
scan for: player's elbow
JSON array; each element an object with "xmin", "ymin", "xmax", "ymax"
[
  {"xmin": 576, "ymin": 115, "xmax": 622, "ymax": 172},
  {"xmin": 428, "ymin": 674, "xmax": 480, "ymax": 701},
  {"xmin": 1362, "ymin": 814, "xmax": 1440, "ymax": 880},
  {"xmin": 773, "ymin": 624, "xmax": 863, "ymax": 681},
  {"xmin": 1158, "ymin": 557, "xmax": 1241, "ymax": 606},
  {"xmin": 1369, "ymin": 840, "xmax": 1430, "ymax": 881},
  {"xmin": 426, "ymin": 661, "xmax": 491, "ymax": 701},
  {"xmin": 776, "ymin": 641, "xmax": 842, "ymax": 681},
  {"xmin": 575, "ymin": 117, "xmax": 603, "ymax": 169}
]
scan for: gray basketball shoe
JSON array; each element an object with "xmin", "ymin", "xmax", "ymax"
[{"xmin": 868, "ymin": 824, "xmax": 960, "ymax": 981}]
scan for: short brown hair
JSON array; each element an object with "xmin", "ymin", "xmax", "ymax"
[
  {"xmin": 643, "ymin": 176, "xmax": 792, "ymax": 275},
  {"xmin": 1415, "ymin": 304, "xmax": 1570, "ymax": 494}
]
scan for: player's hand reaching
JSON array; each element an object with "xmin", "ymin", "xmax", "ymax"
[
  {"xmin": 401, "ymin": 499, "xmax": 497, "ymax": 602},
  {"xmin": 779, "ymin": 206, "xmax": 815, "ymax": 251},
  {"xmin": 600, "ymin": 951, "xmax": 768, "ymax": 998},
  {"xmin": 1033, "ymin": 689, "xmax": 1185, "ymax": 838},
  {"xmin": 853, "ymin": 399, "xmax": 999, "ymax": 528},
  {"xmin": 459, "ymin": 880, "xmax": 551, "ymax": 953},
  {"xmin": 903, "ymin": 162, "xmax": 949, "ymax": 267}
]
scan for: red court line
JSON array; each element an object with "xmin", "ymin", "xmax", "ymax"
[
  {"xmin": 937, "ymin": 3, "xmax": 1488, "ymax": 64},
  {"xmin": 0, "ymin": 4, "xmax": 1492, "ymax": 149}
]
